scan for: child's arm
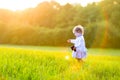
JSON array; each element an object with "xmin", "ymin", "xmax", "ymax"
[
  {"xmin": 67, "ymin": 39, "xmax": 76, "ymax": 44},
  {"xmin": 74, "ymin": 37, "xmax": 83, "ymax": 47},
  {"xmin": 74, "ymin": 39, "xmax": 81, "ymax": 47},
  {"xmin": 70, "ymin": 39, "xmax": 76, "ymax": 44}
]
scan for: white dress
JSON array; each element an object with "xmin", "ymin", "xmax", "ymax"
[{"xmin": 71, "ymin": 35, "xmax": 87, "ymax": 59}]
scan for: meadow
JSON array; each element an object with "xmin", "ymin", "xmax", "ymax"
[{"xmin": 0, "ymin": 45, "xmax": 120, "ymax": 80}]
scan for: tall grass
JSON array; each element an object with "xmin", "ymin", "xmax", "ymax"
[{"xmin": 0, "ymin": 46, "xmax": 120, "ymax": 80}]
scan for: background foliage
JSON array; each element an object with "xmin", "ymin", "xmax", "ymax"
[{"xmin": 0, "ymin": 0, "xmax": 120, "ymax": 48}]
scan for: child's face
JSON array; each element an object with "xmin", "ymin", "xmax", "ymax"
[{"xmin": 74, "ymin": 32, "xmax": 81, "ymax": 37}]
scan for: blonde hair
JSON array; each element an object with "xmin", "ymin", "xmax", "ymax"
[{"xmin": 73, "ymin": 25, "xmax": 84, "ymax": 35}]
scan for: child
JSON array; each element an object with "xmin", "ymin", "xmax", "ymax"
[{"xmin": 67, "ymin": 25, "xmax": 87, "ymax": 62}]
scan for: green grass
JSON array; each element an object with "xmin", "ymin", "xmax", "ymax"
[{"xmin": 0, "ymin": 46, "xmax": 120, "ymax": 80}]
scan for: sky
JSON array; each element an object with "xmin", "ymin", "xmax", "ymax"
[{"xmin": 0, "ymin": 0, "xmax": 101, "ymax": 11}]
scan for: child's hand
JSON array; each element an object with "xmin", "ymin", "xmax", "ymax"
[{"xmin": 67, "ymin": 39, "xmax": 71, "ymax": 43}]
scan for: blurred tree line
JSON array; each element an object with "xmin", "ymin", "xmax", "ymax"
[{"xmin": 0, "ymin": 0, "xmax": 120, "ymax": 48}]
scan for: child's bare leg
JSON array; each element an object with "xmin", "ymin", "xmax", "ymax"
[{"xmin": 76, "ymin": 58, "xmax": 82, "ymax": 62}]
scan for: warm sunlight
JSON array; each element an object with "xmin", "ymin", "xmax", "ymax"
[
  {"xmin": 0, "ymin": 0, "xmax": 101, "ymax": 11},
  {"xmin": 65, "ymin": 55, "xmax": 70, "ymax": 60},
  {"xmin": 0, "ymin": 0, "xmax": 46, "ymax": 11}
]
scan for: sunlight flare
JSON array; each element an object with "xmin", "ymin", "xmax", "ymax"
[
  {"xmin": 0, "ymin": 0, "xmax": 101, "ymax": 11},
  {"xmin": 65, "ymin": 55, "xmax": 70, "ymax": 60}
]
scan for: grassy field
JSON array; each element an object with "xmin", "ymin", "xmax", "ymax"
[{"xmin": 0, "ymin": 45, "xmax": 120, "ymax": 80}]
